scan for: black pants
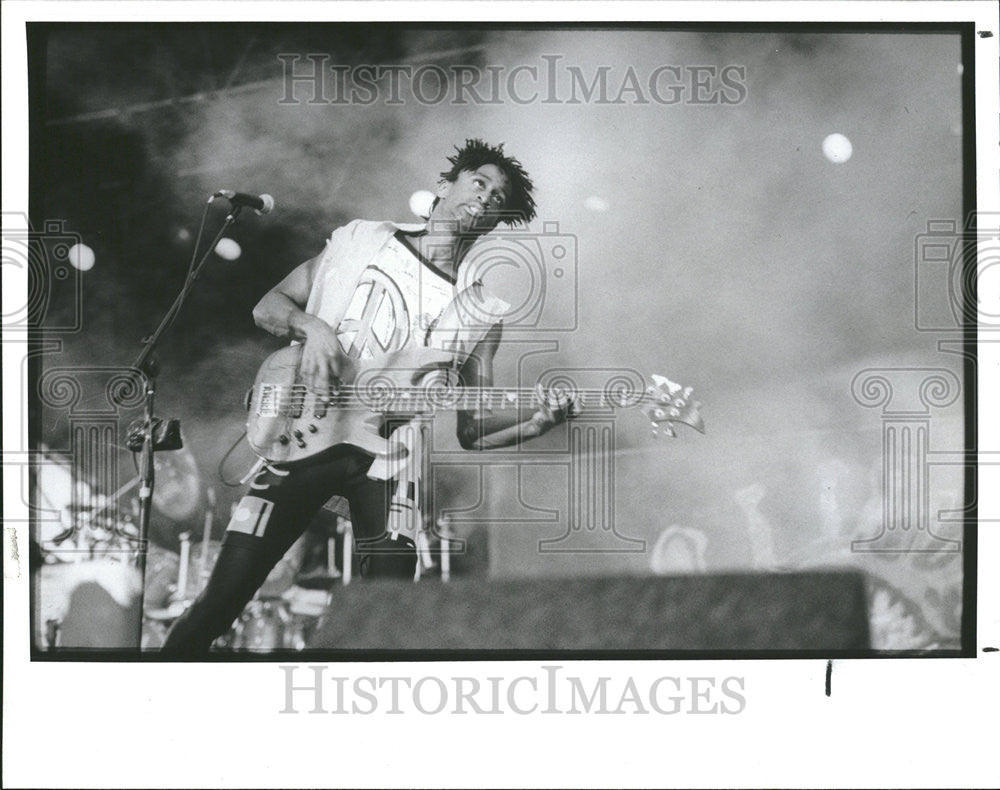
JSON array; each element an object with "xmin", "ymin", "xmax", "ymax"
[{"xmin": 161, "ymin": 446, "xmax": 416, "ymax": 655}]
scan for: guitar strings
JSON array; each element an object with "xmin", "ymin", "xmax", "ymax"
[{"xmin": 254, "ymin": 385, "xmax": 692, "ymax": 416}]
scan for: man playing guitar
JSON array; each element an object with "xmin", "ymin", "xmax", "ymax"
[{"xmin": 162, "ymin": 139, "xmax": 573, "ymax": 654}]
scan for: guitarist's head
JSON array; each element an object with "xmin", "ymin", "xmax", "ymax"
[{"xmin": 428, "ymin": 139, "xmax": 536, "ymax": 237}]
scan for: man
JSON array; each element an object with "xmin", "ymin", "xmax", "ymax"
[{"xmin": 162, "ymin": 139, "xmax": 571, "ymax": 654}]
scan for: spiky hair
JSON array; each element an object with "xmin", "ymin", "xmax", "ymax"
[{"xmin": 439, "ymin": 138, "xmax": 536, "ymax": 226}]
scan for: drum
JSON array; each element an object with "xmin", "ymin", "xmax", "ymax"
[
  {"xmin": 231, "ymin": 598, "xmax": 301, "ymax": 651},
  {"xmin": 143, "ymin": 544, "xmax": 181, "ymax": 612},
  {"xmin": 141, "ymin": 617, "xmax": 169, "ymax": 650},
  {"xmin": 39, "ymin": 559, "xmax": 143, "ymax": 649}
]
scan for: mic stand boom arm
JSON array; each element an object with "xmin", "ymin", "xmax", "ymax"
[{"xmin": 129, "ymin": 203, "xmax": 245, "ymax": 650}]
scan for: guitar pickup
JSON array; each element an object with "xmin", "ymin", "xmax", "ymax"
[{"xmin": 256, "ymin": 385, "xmax": 279, "ymax": 417}]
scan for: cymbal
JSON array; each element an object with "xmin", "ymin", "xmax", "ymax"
[{"xmin": 292, "ymin": 567, "xmax": 342, "ymax": 590}]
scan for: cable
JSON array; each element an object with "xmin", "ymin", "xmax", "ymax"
[
  {"xmin": 186, "ymin": 201, "xmax": 214, "ymax": 282},
  {"xmin": 217, "ymin": 430, "xmax": 251, "ymax": 487}
]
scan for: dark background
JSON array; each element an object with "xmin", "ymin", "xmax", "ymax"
[{"xmin": 27, "ymin": 24, "xmax": 968, "ymax": 648}]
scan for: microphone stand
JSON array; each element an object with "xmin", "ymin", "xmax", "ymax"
[{"xmin": 130, "ymin": 200, "xmax": 246, "ymax": 650}]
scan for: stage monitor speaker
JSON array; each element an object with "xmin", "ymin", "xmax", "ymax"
[{"xmin": 308, "ymin": 570, "xmax": 869, "ymax": 652}]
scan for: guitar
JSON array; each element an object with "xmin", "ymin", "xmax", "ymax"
[{"xmin": 245, "ymin": 344, "xmax": 704, "ymax": 465}]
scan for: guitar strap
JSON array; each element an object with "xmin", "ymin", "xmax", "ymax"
[
  {"xmin": 382, "ymin": 419, "xmax": 426, "ymax": 543},
  {"xmin": 374, "ymin": 283, "xmax": 508, "ymax": 543},
  {"xmin": 238, "ymin": 455, "xmax": 290, "ymax": 486},
  {"xmin": 380, "ymin": 290, "xmax": 507, "ymax": 543}
]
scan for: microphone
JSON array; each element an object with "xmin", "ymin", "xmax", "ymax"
[{"xmin": 213, "ymin": 190, "xmax": 275, "ymax": 215}]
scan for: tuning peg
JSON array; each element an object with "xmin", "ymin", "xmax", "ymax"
[{"xmin": 651, "ymin": 374, "xmax": 683, "ymax": 395}]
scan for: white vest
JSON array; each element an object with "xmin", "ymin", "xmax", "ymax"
[{"xmin": 305, "ymin": 219, "xmax": 510, "ymax": 372}]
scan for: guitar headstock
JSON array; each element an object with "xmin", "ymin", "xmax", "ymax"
[{"xmin": 642, "ymin": 374, "xmax": 705, "ymax": 438}]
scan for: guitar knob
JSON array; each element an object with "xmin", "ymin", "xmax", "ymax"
[
  {"xmin": 654, "ymin": 408, "xmax": 666, "ymax": 420},
  {"xmin": 293, "ymin": 429, "xmax": 303, "ymax": 439},
  {"xmin": 278, "ymin": 434, "xmax": 290, "ymax": 445},
  {"xmin": 296, "ymin": 439, "xmax": 307, "ymax": 449},
  {"xmin": 307, "ymin": 424, "xmax": 318, "ymax": 433}
]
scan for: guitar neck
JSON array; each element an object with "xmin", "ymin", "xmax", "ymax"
[
  {"xmin": 248, "ymin": 348, "xmax": 703, "ymax": 462},
  {"xmin": 258, "ymin": 384, "xmax": 651, "ymax": 414}
]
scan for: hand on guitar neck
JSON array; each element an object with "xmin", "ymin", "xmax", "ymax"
[{"xmin": 529, "ymin": 382, "xmax": 577, "ymax": 434}]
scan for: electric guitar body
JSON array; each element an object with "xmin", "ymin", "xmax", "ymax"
[{"xmin": 246, "ymin": 343, "xmax": 455, "ymax": 465}]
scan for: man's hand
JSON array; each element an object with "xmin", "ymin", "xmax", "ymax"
[
  {"xmin": 297, "ymin": 316, "xmax": 349, "ymax": 400},
  {"xmin": 252, "ymin": 251, "xmax": 354, "ymax": 400},
  {"xmin": 530, "ymin": 383, "xmax": 578, "ymax": 434}
]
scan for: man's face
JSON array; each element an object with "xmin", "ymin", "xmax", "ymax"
[{"xmin": 433, "ymin": 164, "xmax": 512, "ymax": 235}]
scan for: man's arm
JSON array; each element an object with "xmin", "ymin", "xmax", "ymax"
[
  {"xmin": 252, "ymin": 252, "xmax": 346, "ymax": 395},
  {"xmin": 455, "ymin": 322, "xmax": 570, "ymax": 450}
]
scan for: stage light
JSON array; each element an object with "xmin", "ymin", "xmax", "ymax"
[
  {"xmin": 584, "ymin": 196, "xmax": 610, "ymax": 213},
  {"xmin": 214, "ymin": 238, "xmax": 242, "ymax": 260},
  {"xmin": 822, "ymin": 133, "xmax": 853, "ymax": 164},
  {"xmin": 67, "ymin": 243, "xmax": 95, "ymax": 271},
  {"xmin": 409, "ymin": 190, "xmax": 435, "ymax": 219}
]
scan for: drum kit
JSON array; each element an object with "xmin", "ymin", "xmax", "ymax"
[
  {"xmin": 142, "ymin": 525, "xmax": 327, "ymax": 652},
  {"xmin": 140, "ymin": 491, "xmax": 351, "ymax": 652},
  {"xmin": 36, "ymin": 446, "xmax": 458, "ymax": 652},
  {"xmin": 34, "ymin": 447, "xmax": 326, "ymax": 652}
]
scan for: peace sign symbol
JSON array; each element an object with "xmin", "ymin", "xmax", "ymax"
[{"xmin": 337, "ymin": 266, "xmax": 410, "ymax": 358}]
